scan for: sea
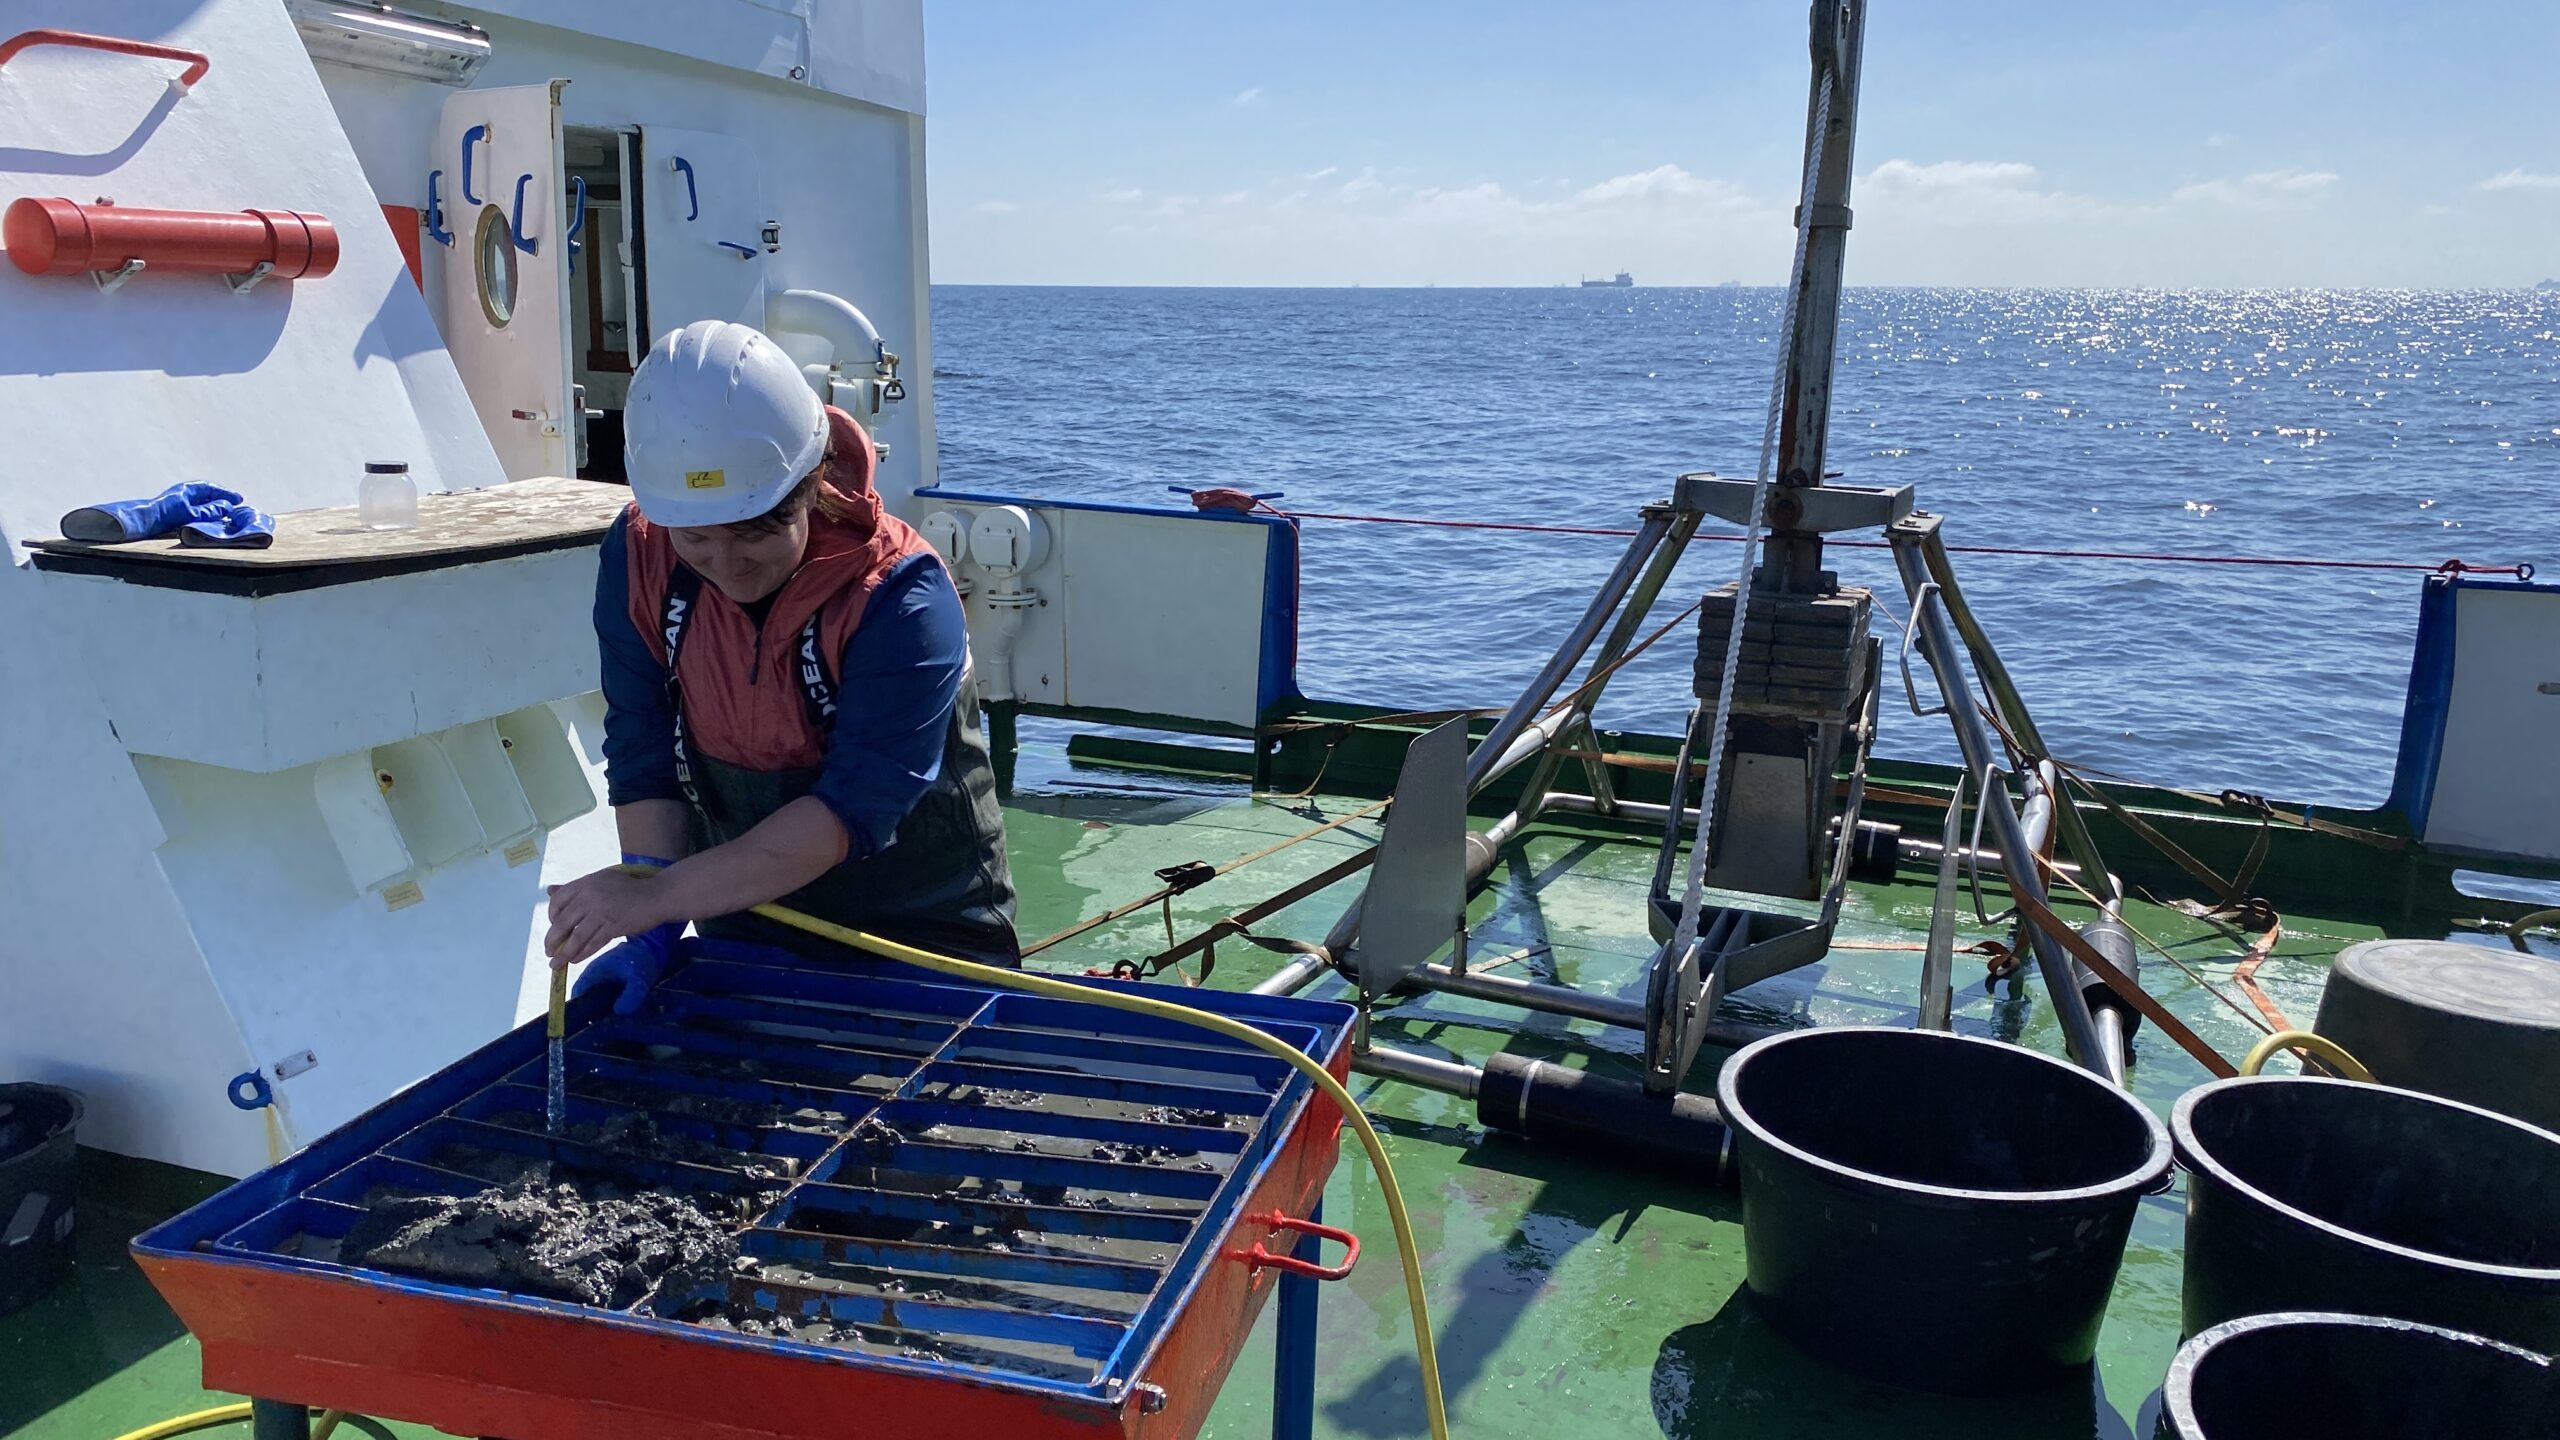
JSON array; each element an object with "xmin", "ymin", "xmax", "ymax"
[{"xmin": 931, "ymin": 287, "xmax": 2557, "ymax": 808}]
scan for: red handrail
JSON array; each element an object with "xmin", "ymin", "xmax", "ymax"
[{"xmin": 0, "ymin": 28, "xmax": 212, "ymax": 90}]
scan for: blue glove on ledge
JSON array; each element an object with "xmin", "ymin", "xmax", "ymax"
[
  {"xmin": 61, "ymin": 482, "xmax": 276, "ymax": 549},
  {"xmin": 570, "ymin": 853, "xmax": 684, "ymax": 1017}
]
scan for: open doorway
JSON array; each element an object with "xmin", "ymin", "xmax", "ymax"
[{"xmin": 564, "ymin": 125, "xmax": 644, "ymax": 480}]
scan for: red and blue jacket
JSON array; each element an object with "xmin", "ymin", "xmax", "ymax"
[{"xmin": 594, "ymin": 409, "xmax": 968, "ymax": 862}]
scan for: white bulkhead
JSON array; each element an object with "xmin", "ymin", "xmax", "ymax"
[{"xmin": 0, "ymin": 0, "xmax": 931, "ymax": 1176}]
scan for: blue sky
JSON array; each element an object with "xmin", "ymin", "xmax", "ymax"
[{"xmin": 922, "ymin": 1, "xmax": 2560, "ymax": 287}]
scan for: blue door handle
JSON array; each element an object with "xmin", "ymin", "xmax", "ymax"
[
  {"xmin": 671, "ymin": 155, "xmax": 698, "ymax": 220},
  {"xmin": 461, "ymin": 123, "xmax": 488, "ymax": 205},
  {"xmin": 564, "ymin": 174, "xmax": 587, "ymax": 270},
  {"xmin": 509, "ymin": 172, "xmax": 539, "ymax": 254},
  {"xmin": 424, "ymin": 168, "xmax": 453, "ymax": 247},
  {"xmin": 717, "ymin": 240, "xmax": 758, "ymax": 258}
]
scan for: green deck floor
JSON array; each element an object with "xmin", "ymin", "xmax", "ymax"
[{"xmin": 3, "ymin": 741, "xmax": 2396, "ymax": 1439}]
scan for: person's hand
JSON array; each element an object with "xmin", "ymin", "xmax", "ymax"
[
  {"xmin": 572, "ymin": 932, "xmax": 675, "ymax": 1017},
  {"xmin": 546, "ymin": 866, "xmax": 672, "ymax": 968}
]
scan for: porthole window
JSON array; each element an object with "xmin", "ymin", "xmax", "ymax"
[{"xmin": 475, "ymin": 204, "xmax": 517, "ymax": 327}]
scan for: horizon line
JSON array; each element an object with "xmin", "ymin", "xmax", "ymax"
[{"xmin": 928, "ymin": 280, "xmax": 2560, "ymax": 293}]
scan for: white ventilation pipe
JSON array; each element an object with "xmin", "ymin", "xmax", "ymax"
[
  {"xmin": 765, "ymin": 288, "xmax": 904, "ymax": 463},
  {"xmin": 764, "ymin": 288, "xmax": 888, "ymax": 370}
]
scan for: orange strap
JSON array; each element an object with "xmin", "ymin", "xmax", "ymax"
[{"xmin": 2012, "ymin": 886, "xmax": 2239, "ymax": 1078}]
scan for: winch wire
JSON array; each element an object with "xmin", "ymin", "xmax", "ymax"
[
  {"xmin": 1665, "ymin": 71, "xmax": 1835, "ymax": 971},
  {"xmin": 658, "ymin": 880, "xmax": 1458, "ymax": 1440}
]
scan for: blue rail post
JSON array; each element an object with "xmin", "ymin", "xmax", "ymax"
[
  {"xmin": 1272, "ymin": 1199, "xmax": 1320, "ymax": 1440},
  {"xmin": 249, "ymin": 1398, "xmax": 308, "ymax": 1439}
]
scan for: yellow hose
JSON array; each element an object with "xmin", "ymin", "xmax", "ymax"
[
  {"xmin": 108, "ymin": 1406, "xmax": 356, "ymax": 1440},
  {"xmin": 2509, "ymin": 908, "xmax": 2560, "ymax": 953},
  {"xmin": 2239, "ymin": 1029, "xmax": 2375, "ymax": 1083},
  {"xmin": 735, "ymin": 894, "xmax": 1456, "ymax": 1440},
  {"xmin": 110, "ymin": 1405, "xmax": 251, "ymax": 1440}
]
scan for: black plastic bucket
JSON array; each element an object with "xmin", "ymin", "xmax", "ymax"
[
  {"xmin": 2312, "ymin": 938, "xmax": 2560, "ymax": 1132},
  {"xmin": 2173, "ymin": 1075, "xmax": 2560, "ymax": 1352},
  {"xmin": 0, "ymin": 1082, "xmax": 84, "ymax": 1315},
  {"xmin": 2161, "ymin": 1310, "xmax": 2560, "ymax": 1438},
  {"xmin": 1715, "ymin": 1026, "xmax": 2171, "ymax": 1393}
]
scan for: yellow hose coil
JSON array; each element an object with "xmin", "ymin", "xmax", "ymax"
[{"xmin": 2239, "ymin": 1029, "xmax": 2375, "ymax": 1083}]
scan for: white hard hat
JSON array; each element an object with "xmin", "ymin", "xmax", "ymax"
[{"xmin": 623, "ymin": 320, "xmax": 827, "ymax": 527}]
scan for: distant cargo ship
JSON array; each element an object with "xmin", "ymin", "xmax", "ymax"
[{"xmin": 1582, "ymin": 271, "xmax": 1635, "ymax": 287}]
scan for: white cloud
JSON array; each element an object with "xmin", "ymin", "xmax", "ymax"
[
  {"xmin": 1302, "ymin": 166, "xmax": 1338, "ymax": 181},
  {"xmin": 1860, "ymin": 159, "xmax": 2102, "ymax": 222},
  {"xmin": 2172, "ymin": 168, "xmax": 2338, "ymax": 208},
  {"xmin": 2205, "ymin": 133, "xmax": 2233, "ymax": 149},
  {"xmin": 970, "ymin": 199, "xmax": 1020, "ymax": 215},
  {"xmin": 1099, "ymin": 186, "xmax": 1145, "ymax": 203},
  {"xmin": 2481, "ymin": 169, "xmax": 2560, "ymax": 191},
  {"xmin": 1044, "ymin": 158, "xmax": 1782, "ymax": 284},
  {"xmin": 1232, "ymin": 87, "xmax": 1264, "ymax": 109},
  {"xmin": 1571, "ymin": 163, "xmax": 1741, "ymax": 206},
  {"xmin": 1866, "ymin": 159, "xmax": 2040, "ymax": 192},
  {"xmin": 2422, "ymin": 202, "xmax": 2453, "ymax": 216}
]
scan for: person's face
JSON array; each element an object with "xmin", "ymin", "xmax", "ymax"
[{"xmin": 668, "ymin": 499, "xmax": 810, "ymax": 604}]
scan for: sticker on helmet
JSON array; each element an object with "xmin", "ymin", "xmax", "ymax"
[{"xmin": 685, "ymin": 470, "xmax": 726, "ymax": 489}]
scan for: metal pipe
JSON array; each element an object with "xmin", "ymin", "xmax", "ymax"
[
  {"xmin": 1352, "ymin": 1043, "xmax": 1481, "ymax": 1098},
  {"xmin": 1765, "ymin": 0, "xmax": 1867, "ymax": 592},
  {"xmin": 1544, "ymin": 792, "xmax": 2088, "ymax": 888},
  {"xmin": 1465, "ymin": 510, "xmax": 1673, "ymax": 793},
  {"xmin": 1546, "ymin": 792, "xmax": 1694, "ymax": 826},
  {"xmin": 1479, "ymin": 710, "xmax": 1577, "ymax": 796},
  {"xmin": 1896, "ymin": 837, "xmax": 2080, "ymax": 879},
  {"xmin": 1406, "ymin": 963, "xmax": 1647, "ymax": 1028},
  {"xmin": 1917, "ymin": 527, "xmax": 2119, "ymax": 904},
  {"xmin": 1891, "ymin": 526, "xmax": 2109, "ymax": 1073},
  {"xmin": 2092, "ymin": 1009, "xmax": 2128, "ymax": 1087},
  {"xmin": 1251, "ymin": 953, "xmax": 1329, "ymax": 997},
  {"xmin": 1509, "ymin": 509, "xmax": 1702, "ymax": 823},
  {"xmin": 2077, "ymin": 903, "xmax": 2140, "ymax": 1085},
  {"xmin": 1404, "ymin": 963, "xmax": 1788, "ymax": 1052}
]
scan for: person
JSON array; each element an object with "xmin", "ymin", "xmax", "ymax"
[{"xmin": 543, "ymin": 320, "xmax": 1015, "ymax": 1011}]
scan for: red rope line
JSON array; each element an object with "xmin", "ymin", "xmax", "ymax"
[{"xmin": 1263, "ymin": 506, "xmax": 2533, "ymax": 578}]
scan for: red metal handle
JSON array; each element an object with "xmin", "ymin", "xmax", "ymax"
[
  {"xmin": 1242, "ymin": 1213, "xmax": 1359, "ymax": 1282},
  {"xmin": 0, "ymin": 29, "xmax": 212, "ymax": 90}
]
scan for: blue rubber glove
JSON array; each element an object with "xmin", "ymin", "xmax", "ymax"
[
  {"xmin": 176, "ymin": 501, "xmax": 277, "ymax": 549},
  {"xmin": 61, "ymin": 482, "xmax": 274, "ymax": 547},
  {"xmin": 569, "ymin": 854, "xmax": 683, "ymax": 1017}
]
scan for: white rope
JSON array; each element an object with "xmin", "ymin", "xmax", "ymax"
[{"xmin": 1664, "ymin": 72, "xmax": 1836, "ymax": 973}]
